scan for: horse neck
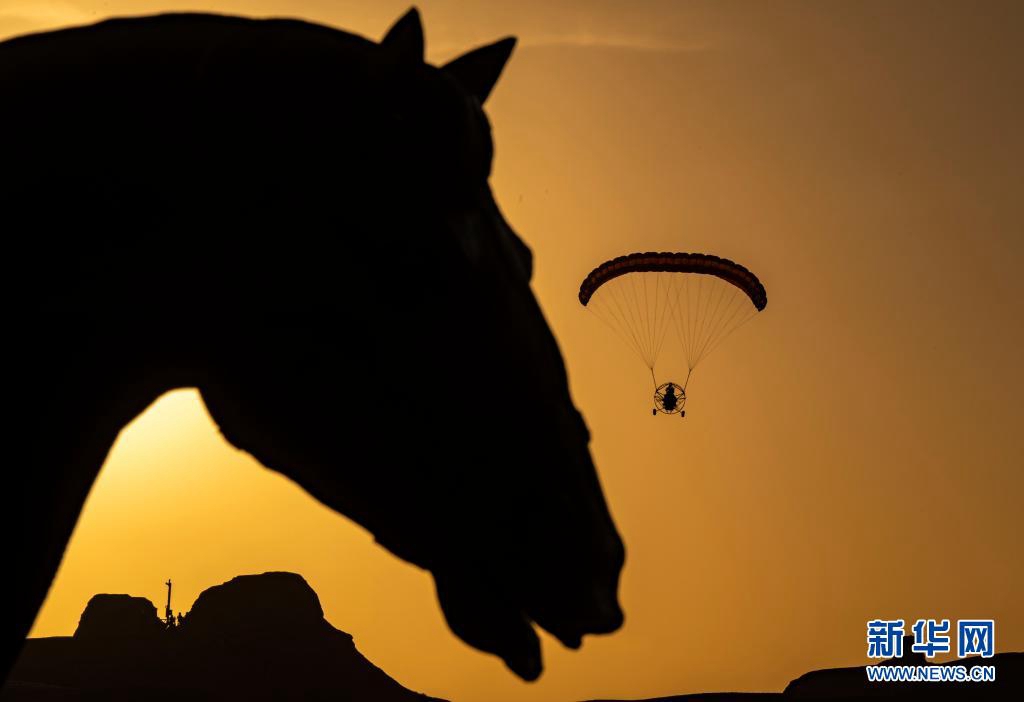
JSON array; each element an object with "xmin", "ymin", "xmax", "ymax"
[{"xmin": 18, "ymin": 259, "xmax": 209, "ymax": 513}]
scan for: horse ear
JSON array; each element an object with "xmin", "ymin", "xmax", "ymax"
[
  {"xmin": 442, "ymin": 37, "xmax": 516, "ymax": 104},
  {"xmin": 381, "ymin": 7, "xmax": 424, "ymax": 64}
]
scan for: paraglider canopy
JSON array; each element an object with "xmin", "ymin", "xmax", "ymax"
[
  {"xmin": 579, "ymin": 252, "xmax": 766, "ymax": 310},
  {"xmin": 579, "ymin": 251, "xmax": 767, "ymax": 414}
]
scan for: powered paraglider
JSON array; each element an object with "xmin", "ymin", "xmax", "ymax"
[{"xmin": 579, "ymin": 252, "xmax": 767, "ymax": 417}]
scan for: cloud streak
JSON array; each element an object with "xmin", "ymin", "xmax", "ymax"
[
  {"xmin": 520, "ymin": 32, "xmax": 710, "ymax": 53},
  {"xmin": 431, "ymin": 31, "xmax": 710, "ymax": 60}
]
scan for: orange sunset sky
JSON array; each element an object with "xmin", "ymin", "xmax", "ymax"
[{"xmin": 3, "ymin": 2, "xmax": 1022, "ymax": 701}]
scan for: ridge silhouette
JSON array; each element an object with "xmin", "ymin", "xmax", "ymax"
[
  {"xmin": 2, "ymin": 572, "xmax": 444, "ymax": 701},
  {"xmin": 583, "ymin": 640, "xmax": 1022, "ymax": 701},
  {"xmin": 0, "ymin": 7, "xmax": 624, "ymax": 685},
  {"xmin": 7, "ymin": 576, "xmax": 1019, "ymax": 701}
]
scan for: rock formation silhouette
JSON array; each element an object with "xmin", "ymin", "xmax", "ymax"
[
  {"xmin": 583, "ymin": 640, "xmax": 1022, "ymax": 701},
  {"xmin": 0, "ymin": 7, "xmax": 625, "ymax": 685},
  {"xmin": 10, "ymin": 578, "xmax": 1018, "ymax": 702},
  {"xmin": 2, "ymin": 572, "xmax": 444, "ymax": 701},
  {"xmin": 73, "ymin": 595, "xmax": 165, "ymax": 643}
]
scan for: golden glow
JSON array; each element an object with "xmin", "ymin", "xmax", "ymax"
[{"xmin": 11, "ymin": 2, "xmax": 1023, "ymax": 701}]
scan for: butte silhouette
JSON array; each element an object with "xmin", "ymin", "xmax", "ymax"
[{"xmin": 3, "ymin": 572, "xmax": 445, "ymax": 701}]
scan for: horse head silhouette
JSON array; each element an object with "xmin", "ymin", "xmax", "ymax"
[{"xmin": 1, "ymin": 8, "xmax": 624, "ymax": 683}]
